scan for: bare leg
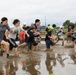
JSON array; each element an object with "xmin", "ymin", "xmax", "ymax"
[
  {"xmin": 18, "ymin": 43, "xmax": 27, "ymax": 48},
  {"xmin": 1, "ymin": 40, "xmax": 10, "ymax": 58},
  {"xmin": 62, "ymin": 39, "xmax": 64, "ymax": 46},
  {"xmin": 14, "ymin": 47, "xmax": 19, "ymax": 56}
]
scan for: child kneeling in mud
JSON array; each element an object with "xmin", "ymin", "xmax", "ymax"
[
  {"xmin": 45, "ymin": 26, "xmax": 56, "ymax": 50},
  {"xmin": 27, "ymin": 26, "xmax": 38, "ymax": 51}
]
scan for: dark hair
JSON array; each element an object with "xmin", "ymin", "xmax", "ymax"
[
  {"xmin": 35, "ymin": 19, "xmax": 40, "ymax": 23},
  {"xmin": 1, "ymin": 17, "xmax": 8, "ymax": 22},
  {"xmin": 30, "ymin": 25, "xmax": 35, "ymax": 30},
  {"xmin": 13, "ymin": 19, "xmax": 20, "ymax": 25},
  {"xmin": 52, "ymin": 24, "xmax": 56, "ymax": 28},
  {"xmin": 48, "ymin": 24, "xmax": 50, "ymax": 26},
  {"xmin": 22, "ymin": 26, "xmax": 30, "ymax": 30}
]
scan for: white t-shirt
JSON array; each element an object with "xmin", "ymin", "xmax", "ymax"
[
  {"xmin": 9, "ymin": 26, "xmax": 21, "ymax": 39},
  {"xmin": 58, "ymin": 29, "xmax": 63, "ymax": 36}
]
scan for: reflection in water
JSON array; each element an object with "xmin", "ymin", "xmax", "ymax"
[
  {"xmin": 21, "ymin": 59, "xmax": 26, "ymax": 70},
  {"xmin": 45, "ymin": 51, "xmax": 56, "ymax": 75},
  {"xmin": 57, "ymin": 54, "xmax": 65, "ymax": 67},
  {"xmin": 69, "ymin": 50, "xmax": 76, "ymax": 64},
  {"xmin": 0, "ymin": 49, "xmax": 76, "ymax": 75},
  {"xmin": 0, "ymin": 62, "xmax": 4, "ymax": 75},
  {"xmin": 5, "ymin": 59, "xmax": 18, "ymax": 75},
  {"xmin": 4, "ymin": 55, "xmax": 41, "ymax": 75},
  {"xmin": 24, "ymin": 55, "xmax": 41, "ymax": 75},
  {"xmin": 70, "ymin": 54, "xmax": 76, "ymax": 64},
  {"xmin": 57, "ymin": 53, "xmax": 70, "ymax": 67}
]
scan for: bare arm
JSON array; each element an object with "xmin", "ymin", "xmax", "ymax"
[{"xmin": 5, "ymin": 31, "xmax": 9, "ymax": 39}]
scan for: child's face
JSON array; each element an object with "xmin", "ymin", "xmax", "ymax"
[
  {"xmin": 36, "ymin": 21, "xmax": 40, "ymax": 26},
  {"xmin": 32, "ymin": 29, "xmax": 36, "ymax": 32},
  {"xmin": 62, "ymin": 27, "xmax": 64, "ymax": 30},
  {"xmin": 15, "ymin": 22, "xmax": 20, "ymax": 27},
  {"xmin": 2, "ymin": 20, "xmax": 8, "ymax": 25}
]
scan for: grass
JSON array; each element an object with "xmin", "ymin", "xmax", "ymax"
[
  {"xmin": 41, "ymin": 27, "xmax": 76, "ymax": 38},
  {"xmin": 56, "ymin": 27, "xmax": 76, "ymax": 37}
]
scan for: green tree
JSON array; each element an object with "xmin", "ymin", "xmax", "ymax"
[
  {"xmin": 63, "ymin": 20, "xmax": 70, "ymax": 28},
  {"xmin": 74, "ymin": 22, "xmax": 76, "ymax": 27}
]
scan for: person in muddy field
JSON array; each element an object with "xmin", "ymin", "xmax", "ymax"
[
  {"xmin": 6, "ymin": 19, "xmax": 21, "ymax": 56},
  {"xmin": 68, "ymin": 21, "xmax": 75, "ymax": 32},
  {"xmin": 17, "ymin": 25, "xmax": 29, "ymax": 52},
  {"xmin": 52, "ymin": 24, "xmax": 58, "ymax": 42},
  {"xmin": 57, "ymin": 26, "xmax": 65, "ymax": 46},
  {"xmin": 45, "ymin": 26, "xmax": 56, "ymax": 50},
  {"xmin": 27, "ymin": 25, "xmax": 38, "ymax": 51},
  {"xmin": 22, "ymin": 22, "xmax": 26, "ymax": 30},
  {"xmin": 34, "ymin": 19, "xmax": 42, "ymax": 44},
  {"xmin": 0, "ymin": 17, "xmax": 13, "ymax": 58},
  {"xmin": 64, "ymin": 34, "xmax": 75, "ymax": 48},
  {"xmin": 19, "ymin": 29, "xmax": 25, "ymax": 44},
  {"xmin": 34, "ymin": 19, "xmax": 41, "ymax": 30},
  {"xmin": 66, "ymin": 21, "xmax": 75, "ymax": 42},
  {"xmin": 52, "ymin": 24, "xmax": 57, "ymax": 35},
  {"xmin": 34, "ymin": 29, "xmax": 41, "ymax": 43},
  {"xmin": 64, "ymin": 22, "xmax": 76, "ymax": 48},
  {"xmin": 46, "ymin": 24, "xmax": 50, "ymax": 33},
  {"xmin": 46, "ymin": 25, "xmax": 57, "ymax": 41}
]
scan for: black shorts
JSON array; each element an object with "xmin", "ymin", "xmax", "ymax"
[
  {"xmin": 20, "ymin": 40, "xmax": 25, "ymax": 44},
  {"xmin": 25, "ymin": 37, "xmax": 28, "ymax": 43},
  {"xmin": 67, "ymin": 35, "xmax": 71, "ymax": 38},
  {"xmin": 8, "ymin": 38, "xmax": 18, "ymax": 50}
]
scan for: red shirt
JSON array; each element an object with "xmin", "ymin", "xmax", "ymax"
[{"xmin": 19, "ymin": 31, "xmax": 25, "ymax": 40}]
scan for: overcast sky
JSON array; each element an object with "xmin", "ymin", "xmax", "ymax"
[{"xmin": 0, "ymin": 0, "xmax": 76, "ymax": 26}]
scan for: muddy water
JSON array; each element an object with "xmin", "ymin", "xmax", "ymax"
[{"xmin": 0, "ymin": 44, "xmax": 76, "ymax": 75}]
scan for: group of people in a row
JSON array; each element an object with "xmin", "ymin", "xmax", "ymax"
[
  {"xmin": 0, "ymin": 17, "xmax": 76, "ymax": 58},
  {"xmin": 0, "ymin": 17, "xmax": 41, "ymax": 58},
  {"xmin": 45, "ymin": 21, "xmax": 76, "ymax": 50}
]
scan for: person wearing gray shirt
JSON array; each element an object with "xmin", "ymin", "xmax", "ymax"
[{"xmin": 0, "ymin": 17, "xmax": 11, "ymax": 58}]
